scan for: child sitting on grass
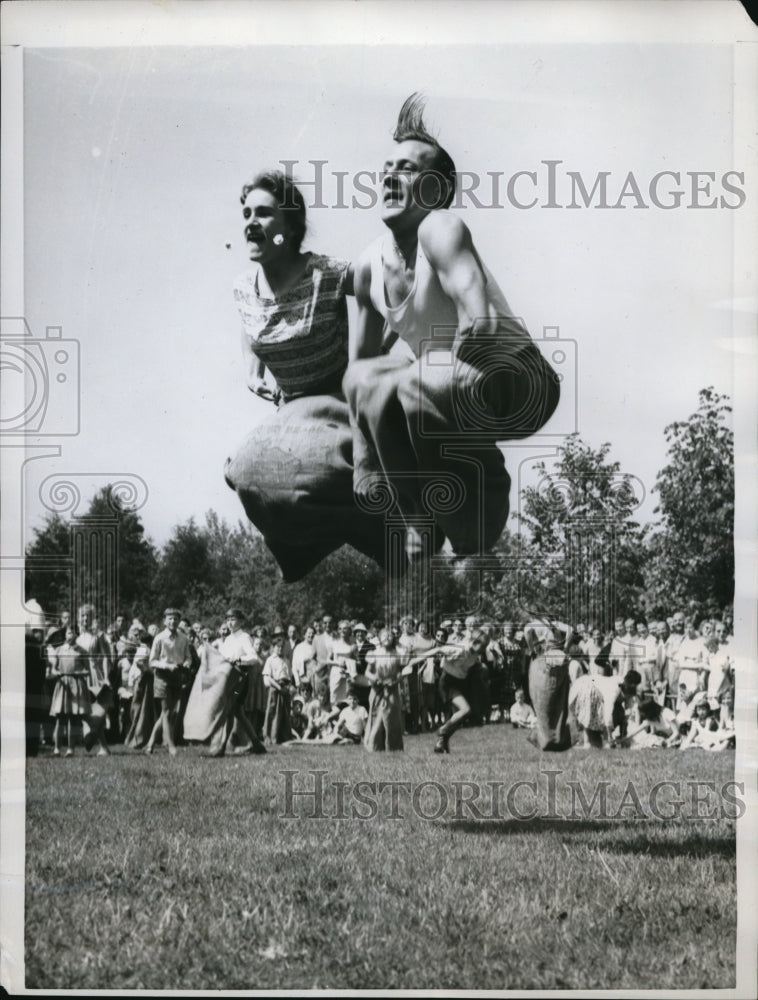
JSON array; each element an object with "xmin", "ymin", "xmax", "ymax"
[
  {"xmin": 718, "ymin": 684, "xmax": 735, "ymax": 732},
  {"xmin": 680, "ymin": 700, "xmax": 734, "ymax": 751},
  {"xmin": 301, "ymin": 682, "xmax": 331, "ymax": 741},
  {"xmin": 509, "ymin": 687, "xmax": 536, "ymax": 729},
  {"xmin": 290, "ymin": 695, "xmax": 307, "ymax": 739},
  {"xmin": 334, "ymin": 687, "xmax": 369, "ymax": 744}
]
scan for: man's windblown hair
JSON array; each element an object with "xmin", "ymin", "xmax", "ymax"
[
  {"xmin": 393, "ymin": 92, "xmax": 438, "ymax": 146},
  {"xmin": 393, "ymin": 92, "xmax": 456, "ymax": 210}
]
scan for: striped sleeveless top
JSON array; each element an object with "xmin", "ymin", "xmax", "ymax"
[{"xmin": 233, "ymin": 254, "xmax": 350, "ymax": 399}]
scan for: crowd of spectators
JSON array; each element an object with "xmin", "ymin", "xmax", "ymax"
[{"xmin": 25, "ymin": 603, "xmax": 735, "ymax": 757}]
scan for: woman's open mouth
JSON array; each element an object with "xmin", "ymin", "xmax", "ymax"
[{"xmin": 245, "ymin": 226, "xmax": 265, "ymax": 245}]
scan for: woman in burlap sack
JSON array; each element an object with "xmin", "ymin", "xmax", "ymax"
[
  {"xmin": 224, "ymin": 170, "xmax": 387, "ymax": 582},
  {"xmin": 524, "ymin": 621, "xmax": 574, "ymax": 752}
]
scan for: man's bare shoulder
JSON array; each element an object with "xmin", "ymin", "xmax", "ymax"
[{"xmin": 418, "ymin": 210, "xmax": 474, "ymax": 262}]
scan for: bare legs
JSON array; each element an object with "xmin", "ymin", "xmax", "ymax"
[
  {"xmin": 435, "ymin": 692, "xmax": 471, "ymax": 753},
  {"xmin": 145, "ymin": 694, "xmax": 178, "ymax": 756}
]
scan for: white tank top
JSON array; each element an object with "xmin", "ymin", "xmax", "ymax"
[{"xmin": 367, "ymin": 233, "xmax": 529, "ymax": 357}]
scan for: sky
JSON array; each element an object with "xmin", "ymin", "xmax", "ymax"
[{"xmin": 7, "ymin": 10, "xmax": 753, "ymax": 556}]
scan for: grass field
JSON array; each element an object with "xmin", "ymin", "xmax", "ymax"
[{"xmin": 25, "ymin": 726, "xmax": 737, "ymax": 991}]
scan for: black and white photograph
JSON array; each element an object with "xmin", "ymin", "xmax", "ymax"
[{"xmin": 1, "ymin": 0, "xmax": 756, "ymax": 994}]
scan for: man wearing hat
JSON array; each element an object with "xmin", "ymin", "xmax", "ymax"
[
  {"xmin": 145, "ymin": 608, "xmax": 193, "ymax": 756},
  {"xmin": 351, "ymin": 623, "xmax": 374, "ymax": 711},
  {"xmin": 223, "ymin": 609, "xmax": 254, "ymax": 661},
  {"xmin": 209, "ymin": 608, "xmax": 266, "ymax": 756}
]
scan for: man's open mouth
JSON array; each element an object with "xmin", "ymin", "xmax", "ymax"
[{"xmin": 383, "ymin": 178, "xmax": 403, "ymax": 204}]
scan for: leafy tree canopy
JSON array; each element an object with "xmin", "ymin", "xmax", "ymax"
[{"xmin": 644, "ymin": 387, "xmax": 734, "ymax": 616}]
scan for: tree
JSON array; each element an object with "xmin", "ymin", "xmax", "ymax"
[
  {"xmin": 426, "ymin": 529, "xmax": 526, "ymax": 626},
  {"xmin": 518, "ymin": 435, "xmax": 646, "ymax": 627},
  {"xmin": 152, "ymin": 517, "xmax": 214, "ymax": 614},
  {"xmin": 268, "ymin": 547, "xmax": 386, "ymax": 628},
  {"xmin": 25, "ymin": 512, "xmax": 72, "ymax": 617},
  {"xmin": 25, "ymin": 488, "xmax": 159, "ymax": 624},
  {"xmin": 644, "ymin": 387, "xmax": 734, "ymax": 616},
  {"xmin": 84, "ymin": 487, "xmax": 159, "ymax": 622},
  {"xmin": 148, "ymin": 511, "xmax": 387, "ymax": 630}
]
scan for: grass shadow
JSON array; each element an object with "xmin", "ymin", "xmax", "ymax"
[{"xmin": 442, "ymin": 816, "xmax": 736, "ymax": 858}]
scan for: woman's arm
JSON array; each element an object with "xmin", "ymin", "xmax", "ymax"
[
  {"xmin": 241, "ymin": 327, "xmax": 278, "ymax": 402},
  {"xmin": 344, "ymin": 262, "xmax": 355, "ymax": 298},
  {"xmin": 408, "ymin": 645, "xmax": 442, "ymax": 669},
  {"xmin": 349, "ymin": 254, "xmax": 385, "ymax": 360}
]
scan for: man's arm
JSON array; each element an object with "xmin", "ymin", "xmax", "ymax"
[
  {"xmin": 349, "ymin": 253, "xmax": 385, "ymax": 360},
  {"xmin": 419, "ymin": 211, "xmax": 495, "ymax": 341}
]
